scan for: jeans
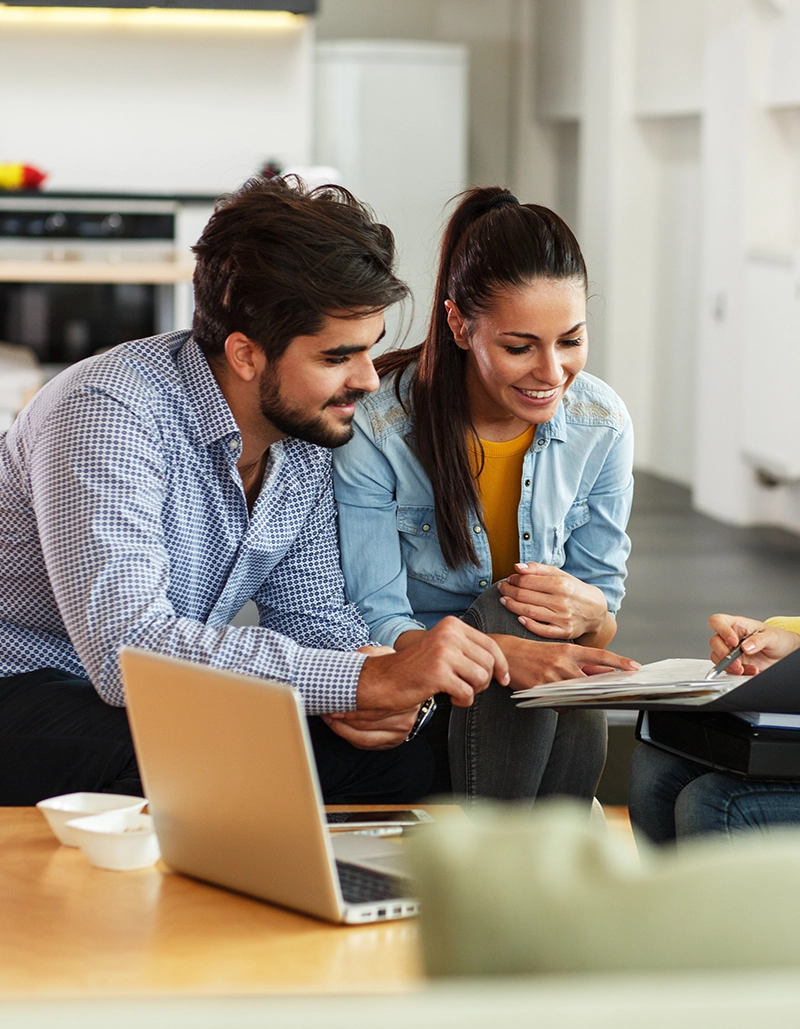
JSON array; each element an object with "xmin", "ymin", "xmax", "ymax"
[
  {"xmin": 0, "ymin": 668, "xmax": 434, "ymax": 806},
  {"xmin": 628, "ymin": 741, "xmax": 800, "ymax": 846},
  {"xmin": 446, "ymin": 585, "xmax": 608, "ymax": 808}
]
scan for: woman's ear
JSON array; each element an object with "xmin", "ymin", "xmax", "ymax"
[{"xmin": 444, "ymin": 300, "xmax": 469, "ymax": 350}]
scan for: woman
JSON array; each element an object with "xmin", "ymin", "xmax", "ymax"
[
  {"xmin": 629, "ymin": 613, "xmax": 800, "ymax": 844},
  {"xmin": 332, "ymin": 187, "xmax": 636, "ymax": 805}
]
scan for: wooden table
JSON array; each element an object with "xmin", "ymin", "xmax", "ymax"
[{"xmin": 0, "ymin": 805, "xmax": 456, "ymax": 998}]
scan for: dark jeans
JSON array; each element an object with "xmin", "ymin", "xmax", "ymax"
[
  {"xmin": 0, "ymin": 667, "xmax": 434, "ymax": 806},
  {"xmin": 629, "ymin": 741, "xmax": 800, "ymax": 846},
  {"xmin": 447, "ymin": 585, "xmax": 608, "ymax": 809}
]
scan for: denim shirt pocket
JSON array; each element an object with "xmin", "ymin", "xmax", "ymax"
[
  {"xmin": 396, "ymin": 505, "xmax": 450, "ymax": 584},
  {"xmin": 550, "ymin": 498, "xmax": 590, "ymax": 565}
]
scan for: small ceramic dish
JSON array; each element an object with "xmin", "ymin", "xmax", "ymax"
[
  {"xmin": 65, "ymin": 809, "xmax": 160, "ymax": 871},
  {"xmin": 37, "ymin": 792, "xmax": 147, "ymax": 847}
]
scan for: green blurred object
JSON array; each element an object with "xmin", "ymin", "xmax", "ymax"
[{"xmin": 409, "ymin": 800, "xmax": 800, "ymax": 977}]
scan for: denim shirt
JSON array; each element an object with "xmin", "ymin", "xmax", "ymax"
[{"xmin": 333, "ymin": 365, "xmax": 634, "ymax": 648}]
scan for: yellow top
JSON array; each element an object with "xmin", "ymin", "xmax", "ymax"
[{"xmin": 470, "ymin": 426, "xmax": 536, "ymax": 582}]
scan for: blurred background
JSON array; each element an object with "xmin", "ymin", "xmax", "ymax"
[{"xmin": 3, "ymin": 0, "xmax": 800, "ymax": 798}]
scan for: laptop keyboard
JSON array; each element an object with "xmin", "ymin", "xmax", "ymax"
[{"xmin": 336, "ymin": 861, "xmax": 409, "ymax": 904}]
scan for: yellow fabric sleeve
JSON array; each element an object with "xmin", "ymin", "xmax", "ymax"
[
  {"xmin": 470, "ymin": 426, "xmax": 536, "ymax": 582},
  {"xmin": 765, "ymin": 616, "xmax": 800, "ymax": 634}
]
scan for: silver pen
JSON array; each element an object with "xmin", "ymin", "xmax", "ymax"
[{"xmin": 705, "ymin": 629, "xmax": 763, "ymax": 680}]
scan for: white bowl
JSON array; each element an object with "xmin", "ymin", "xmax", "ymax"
[
  {"xmin": 65, "ymin": 809, "xmax": 160, "ymax": 871},
  {"xmin": 37, "ymin": 792, "xmax": 147, "ymax": 847}
]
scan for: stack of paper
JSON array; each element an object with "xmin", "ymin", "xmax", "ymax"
[{"xmin": 512, "ymin": 658, "xmax": 751, "ymax": 709}]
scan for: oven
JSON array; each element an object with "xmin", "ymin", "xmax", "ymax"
[{"xmin": 0, "ymin": 193, "xmax": 215, "ymax": 420}]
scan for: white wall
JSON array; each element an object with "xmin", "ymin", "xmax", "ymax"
[
  {"xmin": 525, "ymin": 0, "xmax": 800, "ymax": 537},
  {"xmin": 316, "ymin": 0, "xmax": 519, "ymax": 189},
  {"xmin": 314, "ymin": 41, "xmax": 467, "ymax": 350},
  {"xmin": 0, "ymin": 13, "xmax": 313, "ymax": 194}
]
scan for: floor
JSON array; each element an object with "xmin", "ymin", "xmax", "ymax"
[{"xmin": 597, "ymin": 470, "xmax": 800, "ymax": 804}]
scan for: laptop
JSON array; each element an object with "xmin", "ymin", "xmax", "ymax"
[{"xmin": 119, "ymin": 647, "xmax": 419, "ymax": 924}]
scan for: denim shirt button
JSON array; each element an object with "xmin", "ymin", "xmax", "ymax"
[
  {"xmin": 524, "ymin": 479, "xmax": 531, "ymax": 487},
  {"xmin": 422, "ymin": 524, "xmax": 431, "ymax": 532},
  {"xmin": 479, "ymin": 579, "xmax": 488, "ymax": 587},
  {"xmin": 473, "ymin": 524, "xmax": 482, "ymax": 533},
  {"xmin": 522, "ymin": 532, "xmax": 531, "ymax": 540}
]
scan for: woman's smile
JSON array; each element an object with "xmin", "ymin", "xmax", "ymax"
[{"xmin": 447, "ymin": 277, "xmax": 588, "ymax": 441}]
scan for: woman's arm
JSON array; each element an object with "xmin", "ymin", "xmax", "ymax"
[
  {"xmin": 332, "ymin": 411, "xmax": 427, "ymax": 647},
  {"xmin": 497, "ymin": 407, "xmax": 634, "ymax": 646}
]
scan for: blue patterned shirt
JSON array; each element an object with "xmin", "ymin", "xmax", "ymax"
[{"xmin": 0, "ymin": 331, "xmax": 371, "ymax": 712}]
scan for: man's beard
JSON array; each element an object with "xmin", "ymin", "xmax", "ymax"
[{"xmin": 259, "ymin": 372, "xmax": 365, "ymax": 449}]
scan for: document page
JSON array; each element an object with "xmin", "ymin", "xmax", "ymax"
[{"xmin": 513, "ymin": 658, "xmax": 751, "ymax": 709}]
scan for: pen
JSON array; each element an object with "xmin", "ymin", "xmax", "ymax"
[{"xmin": 705, "ymin": 629, "xmax": 763, "ymax": 680}]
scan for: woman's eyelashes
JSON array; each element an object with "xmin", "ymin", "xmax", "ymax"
[{"xmin": 504, "ymin": 337, "xmax": 584, "ymax": 355}]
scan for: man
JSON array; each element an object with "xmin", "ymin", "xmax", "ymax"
[{"xmin": 0, "ymin": 176, "xmax": 509, "ymax": 805}]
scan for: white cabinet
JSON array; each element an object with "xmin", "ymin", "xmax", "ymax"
[{"xmin": 315, "ymin": 40, "xmax": 468, "ymax": 350}]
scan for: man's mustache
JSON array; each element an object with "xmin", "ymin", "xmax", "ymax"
[{"xmin": 325, "ymin": 390, "xmax": 367, "ymax": 408}]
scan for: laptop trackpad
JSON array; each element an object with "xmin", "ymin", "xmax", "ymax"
[{"xmin": 330, "ymin": 832, "xmax": 410, "ymax": 878}]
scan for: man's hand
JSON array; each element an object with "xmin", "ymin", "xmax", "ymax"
[
  {"xmin": 490, "ymin": 634, "xmax": 640, "ymax": 691},
  {"xmin": 497, "ymin": 562, "xmax": 611, "ymax": 642},
  {"xmin": 321, "ymin": 705, "xmax": 419, "ymax": 750},
  {"xmin": 708, "ymin": 613, "xmax": 800, "ymax": 676},
  {"xmin": 356, "ymin": 615, "xmax": 509, "ymax": 711}
]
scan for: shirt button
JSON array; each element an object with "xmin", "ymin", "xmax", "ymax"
[
  {"xmin": 473, "ymin": 525, "xmax": 482, "ymax": 534},
  {"xmin": 228, "ymin": 438, "xmax": 239, "ymax": 450},
  {"xmin": 479, "ymin": 579, "xmax": 488, "ymax": 587},
  {"xmin": 422, "ymin": 524, "xmax": 431, "ymax": 532},
  {"xmin": 522, "ymin": 532, "xmax": 531, "ymax": 540},
  {"xmin": 524, "ymin": 479, "xmax": 531, "ymax": 487}
]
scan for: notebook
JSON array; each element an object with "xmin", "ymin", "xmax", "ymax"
[{"xmin": 118, "ymin": 647, "xmax": 418, "ymax": 924}]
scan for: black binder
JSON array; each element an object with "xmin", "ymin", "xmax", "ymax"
[{"xmin": 637, "ymin": 710, "xmax": 800, "ymax": 780}]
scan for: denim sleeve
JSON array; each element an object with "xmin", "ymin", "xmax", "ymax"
[
  {"xmin": 561, "ymin": 413, "xmax": 634, "ymax": 615},
  {"xmin": 333, "ymin": 414, "xmax": 427, "ymax": 647}
]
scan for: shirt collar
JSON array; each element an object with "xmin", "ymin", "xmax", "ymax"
[
  {"xmin": 535, "ymin": 397, "xmax": 568, "ymax": 444},
  {"xmin": 177, "ymin": 337, "xmax": 241, "ymax": 448}
]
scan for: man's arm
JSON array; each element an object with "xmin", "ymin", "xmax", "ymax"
[
  {"xmin": 28, "ymin": 389, "xmax": 369, "ymax": 711},
  {"xmin": 251, "ymin": 454, "xmax": 379, "ymax": 652}
]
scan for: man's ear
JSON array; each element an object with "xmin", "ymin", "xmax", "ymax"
[
  {"xmin": 444, "ymin": 300, "xmax": 469, "ymax": 350},
  {"xmin": 223, "ymin": 332, "xmax": 264, "ymax": 383}
]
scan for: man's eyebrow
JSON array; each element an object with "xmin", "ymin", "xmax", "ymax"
[
  {"xmin": 321, "ymin": 327, "xmax": 386, "ymax": 356},
  {"xmin": 499, "ymin": 321, "xmax": 586, "ymax": 341}
]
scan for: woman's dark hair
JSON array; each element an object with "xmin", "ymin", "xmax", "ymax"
[
  {"xmin": 191, "ymin": 175, "xmax": 408, "ymax": 362},
  {"xmin": 377, "ymin": 186, "xmax": 587, "ymax": 570}
]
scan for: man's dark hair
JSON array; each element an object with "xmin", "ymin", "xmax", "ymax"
[{"xmin": 191, "ymin": 175, "xmax": 409, "ymax": 361}]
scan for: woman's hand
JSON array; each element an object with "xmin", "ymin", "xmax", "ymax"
[
  {"xmin": 489, "ymin": 634, "xmax": 639, "ymax": 692},
  {"xmin": 497, "ymin": 562, "xmax": 614, "ymax": 645},
  {"xmin": 708, "ymin": 614, "xmax": 800, "ymax": 676}
]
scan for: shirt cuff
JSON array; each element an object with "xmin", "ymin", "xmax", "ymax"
[{"xmin": 292, "ymin": 646, "xmax": 367, "ymax": 715}]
